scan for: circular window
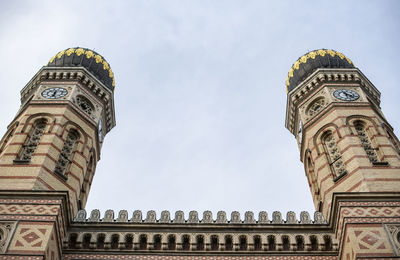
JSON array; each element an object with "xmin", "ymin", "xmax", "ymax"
[{"xmin": 307, "ymin": 97, "xmax": 326, "ymax": 117}]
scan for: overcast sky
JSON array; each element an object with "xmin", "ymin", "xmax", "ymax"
[{"xmin": 0, "ymin": 1, "xmax": 399, "ymax": 220}]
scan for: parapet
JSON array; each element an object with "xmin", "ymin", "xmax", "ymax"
[{"xmin": 74, "ymin": 209, "xmax": 327, "ymax": 224}]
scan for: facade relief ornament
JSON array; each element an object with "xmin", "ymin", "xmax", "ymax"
[
  {"xmin": 230, "ymin": 211, "xmax": 241, "ymax": 223},
  {"xmin": 300, "ymin": 211, "xmax": 312, "ymax": 224},
  {"xmin": 174, "ymin": 211, "xmax": 185, "ymax": 223},
  {"xmin": 117, "ymin": 210, "xmax": 128, "ymax": 222},
  {"xmin": 314, "ymin": 212, "xmax": 327, "ymax": 224},
  {"xmin": 272, "ymin": 211, "xmax": 284, "ymax": 224},
  {"xmin": 145, "ymin": 210, "xmax": 157, "ymax": 223},
  {"xmin": 286, "ymin": 211, "xmax": 298, "ymax": 224},
  {"xmin": 202, "ymin": 211, "xmax": 213, "ymax": 223},
  {"xmin": 244, "ymin": 211, "xmax": 256, "ymax": 224},
  {"xmin": 188, "ymin": 211, "xmax": 199, "ymax": 223},
  {"xmin": 89, "ymin": 209, "xmax": 100, "ymax": 222},
  {"xmin": 216, "ymin": 211, "xmax": 227, "ymax": 223},
  {"xmin": 131, "ymin": 210, "xmax": 142, "ymax": 223},
  {"xmin": 160, "ymin": 210, "xmax": 171, "ymax": 223},
  {"xmin": 258, "ymin": 211, "xmax": 269, "ymax": 223},
  {"xmin": 103, "ymin": 210, "xmax": 114, "ymax": 222},
  {"xmin": 74, "ymin": 209, "xmax": 87, "ymax": 222}
]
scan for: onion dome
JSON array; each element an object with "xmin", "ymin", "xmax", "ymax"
[
  {"xmin": 47, "ymin": 47, "xmax": 115, "ymax": 92},
  {"xmin": 286, "ymin": 49, "xmax": 354, "ymax": 92}
]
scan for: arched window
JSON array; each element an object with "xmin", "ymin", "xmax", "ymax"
[
  {"xmin": 310, "ymin": 235, "xmax": 318, "ymax": 251},
  {"xmin": 68, "ymin": 233, "xmax": 78, "ymax": 249},
  {"xmin": 54, "ymin": 129, "xmax": 79, "ymax": 177},
  {"xmin": 306, "ymin": 97, "xmax": 326, "ymax": 117},
  {"xmin": 125, "ymin": 234, "xmax": 133, "ymax": 249},
  {"xmin": 96, "ymin": 233, "xmax": 105, "ymax": 249},
  {"xmin": 82, "ymin": 233, "xmax": 91, "ymax": 249},
  {"xmin": 239, "ymin": 235, "xmax": 247, "ymax": 251},
  {"xmin": 322, "ymin": 131, "xmax": 347, "ymax": 180},
  {"xmin": 354, "ymin": 121, "xmax": 379, "ymax": 163},
  {"xmin": 295, "ymin": 235, "xmax": 304, "ymax": 251},
  {"xmin": 224, "ymin": 235, "xmax": 233, "ymax": 251},
  {"xmin": 153, "ymin": 234, "xmax": 162, "ymax": 250},
  {"xmin": 76, "ymin": 95, "xmax": 94, "ymax": 116},
  {"xmin": 139, "ymin": 234, "xmax": 147, "ymax": 250},
  {"xmin": 196, "ymin": 235, "xmax": 204, "ymax": 250},
  {"xmin": 167, "ymin": 235, "xmax": 176, "ymax": 250},
  {"xmin": 111, "ymin": 234, "xmax": 119, "ymax": 249},
  {"xmin": 182, "ymin": 235, "xmax": 190, "ymax": 250},
  {"xmin": 253, "ymin": 235, "xmax": 262, "ymax": 251},
  {"xmin": 210, "ymin": 235, "xmax": 219, "ymax": 251},
  {"xmin": 267, "ymin": 235, "xmax": 276, "ymax": 251},
  {"xmin": 323, "ymin": 235, "xmax": 332, "ymax": 251},
  {"xmin": 16, "ymin": 119, "xmax": 47, "ymax": 162},
  {"xmin": 282, "ymin": 236, "xmax": 290, "ymax": 251}
]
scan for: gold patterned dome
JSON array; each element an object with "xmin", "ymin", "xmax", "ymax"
[
  {"xmin": 47, "ymin": 47, "xmax": 115, "ymax": 91},
  {"xmin": 286, "ymin": 49, "xmax": 354, "ymax": 92}
]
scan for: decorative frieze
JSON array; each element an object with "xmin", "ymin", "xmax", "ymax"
[{"xmin": 73, "ymin": 209, "xmax": 326, "ymax": 224}]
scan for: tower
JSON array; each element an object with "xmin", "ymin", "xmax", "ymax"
[
  {"xmin": 285, "ymin": 49, "xmax": 400, "ymax": 257},
  {"xmin": 0, "ymin": 48, "xmax": 115, "ymax": 258}
]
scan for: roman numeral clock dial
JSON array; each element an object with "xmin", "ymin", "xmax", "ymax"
[
  {"xmin": 333, "ymin": 89, "xmax": 359, "ymax": 101},
  {"xmin": 41, "ymin": 87, "xmax": 68, "ymax": 99}
]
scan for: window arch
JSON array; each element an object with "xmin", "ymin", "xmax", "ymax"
[
  {"xmin": 282, "ymin": 235, "xmax": 290, "ymax": 251},
  {"xmin": 182, "ymin": 235, "xmax": 190, "ymax": 250},
  {"xmin": 54, "ymin": 129, "xmax": 79, "ymax": 177},
  {"xmin": 295, "ymin": 235, "xmax": 304, "ymax": 251},
  {"xmin": 253, "ymin": 235, "xmax": 262, "ymax": 251},
  {"xmin": 153, "ymin": 234, "xmax": 162, "ymax": 250},
  {"xmin": 82, "ymin": 233, "xmax": 91, "ymax": 249},
  {"xmin": 267, "ymin": 235, "xmax": 276, "ymax": 251},
  {"xmin": 224, "ymin": 235, "xmax": 233, "ymax": 251},
  {"xmin": 196, "ymin": 235, "xmax": 204, "ymax": 250},
  {"xmin": 354, "ymin": 121, "xmax": 379, "ymax": 163},
  {"xmin": 239, "ymin": 235, "xmax": 247, "ymax": 251},
  {"xmin": 139, "ymin": 234, "xmax": 147, "ymax": 250},
  {"xmin": 96, "ymin": 233, "xmax": 105, "ymax": 249},
  {"xmin": 16, "ymin": 119, "xmax": 47, "ymax": 162},
  {"xmin": 167, "ymin": 235, "xmax": 176, "ymax": 250},
  {"xmin": 210, "ymin": 235, "xmax": 219, "ymax": 251},
  {"xmin": 322, "ymin": 131, "xmax": 347, "ymax": 180},
  {"xmin": 323, "ymin": 235, "xmax": 333, "ymax": 251},
  {"xmin": 124, "ymin": 234, "xmax": 133, "ymax": 249},
  {"xmin": 110, "ymin": 234, "xmax": 119, "ymax": 249},
  {"xmin": 310, "ymin": 235, "xmax": 318, "ymax": 251}
]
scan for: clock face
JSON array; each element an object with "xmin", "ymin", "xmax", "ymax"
[
  {"xmin": 298, "ymin": 120, "xmax": 303, "ymax": 144},
  {"xmin": 98, "ymin": 119, "xmax": 103, "ymax": 143},
  {"xmin": 41, "ymin": 87, "xmax": 68, "ymax": 99},
  {"xmin": 333, "ymin": 89, "xmax": 359, "ymax": 101}
]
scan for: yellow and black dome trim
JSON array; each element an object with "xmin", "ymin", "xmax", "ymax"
[
  {"xmin": 286, "ymin": 49, "xmax": 354, "ymax": 93},
  {"xmin": 48, "ymin": 47, "xmax": 115, "ymax": 92}
]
